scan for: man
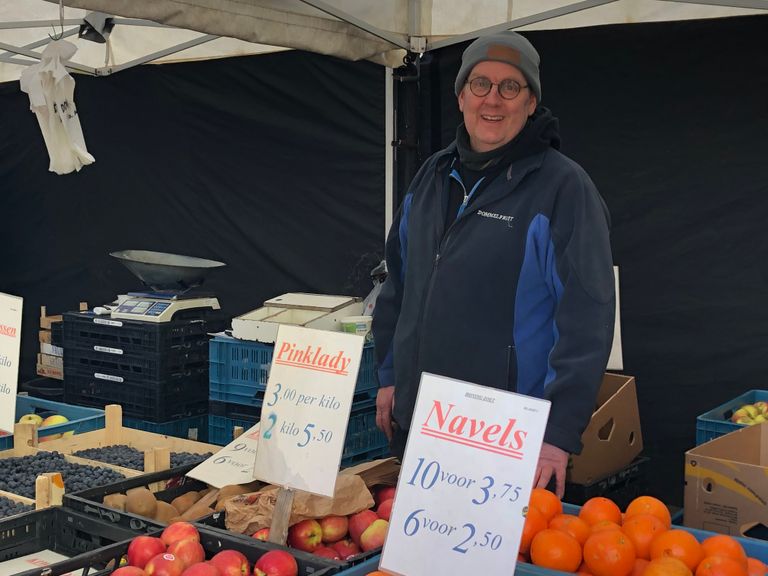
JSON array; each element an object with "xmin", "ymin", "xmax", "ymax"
[{"xmin": 372, "ymin": 31, "xmax": 615, "ymax": 498}]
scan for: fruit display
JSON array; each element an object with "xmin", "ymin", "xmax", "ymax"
[
  {"xmin": 110, "ymin": 522, "xmax": 304, "ymax": 576},
  {"xmin": 730, "ymin": 402, "xmax": 768, "ymax": 426},
  {"xmin": 73, "ymin": 445, "xmax": 213, "ymax": 471},
  {"xmin": 0, "ymin": 493, "xmax": 34, "ymax": 518},
  {"xmin": 251, "ymin": 484, "xmax": 395, "ymax": 561},
  {"xmin": 18, "ymin": 412, "xmax": 74, "ymax": 442},
  {"xmin": 0, "ymin": 451, "xmax": 126, "ymax": 498},
  {"xmin": 517, "ymin": 489, "xmax": 768, "ymax": 576}
]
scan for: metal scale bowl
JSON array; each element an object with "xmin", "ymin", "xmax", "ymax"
[{"xmin": 108, "ymin": 250, "xmax": 226, "ymax": 322}]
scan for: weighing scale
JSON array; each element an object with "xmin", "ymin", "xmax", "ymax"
[{"xmin": 105, "ymin": 250, "xmax": 225, "ymax": 323}]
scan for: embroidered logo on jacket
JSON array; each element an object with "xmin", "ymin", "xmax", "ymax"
[{"xmin": 477, "ymin": 210, "xmax": 515, "ymax": 227}]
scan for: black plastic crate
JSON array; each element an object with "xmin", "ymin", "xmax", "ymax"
[
  {"xmin": 0, "ymin": 507, "xmax": 146, "ymax": 575},
  {"xmin": 564, "ymin": 456, "xmax": 651, "ymax": 511},
  {"xmin": 64, "ymin": 344, "xmax": 209, "ymax": 381},
  {"xmin": 65, "ymin": 365, "xmax": 209, "ymax": 422},
  {"xmin": 11, "ymin": 518, "xmax": 339, "ymax": 576},
  {"xmin": 63, "ymin": 310, "xmax": 226, "ymax": 356},
  {"xmin": 50, "ymin": 321, "xmax": 63, "ymax": 346},
  {"xmin": 64, "ymin": 463, "xmax": 209, "ymax": 532}
]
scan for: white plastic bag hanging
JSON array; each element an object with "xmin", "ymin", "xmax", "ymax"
[{"xmin": 20, "ymin": 39, "xmax": 95, "ymax": 175}]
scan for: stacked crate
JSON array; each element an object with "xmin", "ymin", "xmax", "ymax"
[
  {"xmin": 36, "ymin": 305, "xmax": 85, "ymax": 380},
  {"xmin": 207, "ymin": 335, "xmax": 388, "ymax": 465},
  {"xmin": 62, "ymin": 309, "xmax": 225, "ymax": 440}
]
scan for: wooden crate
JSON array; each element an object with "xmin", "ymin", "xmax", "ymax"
[
  {"xmin": 1, "ymin": 425, "xmax": 141, "ymax": 508},
  {"xmin": 31, "ymin": 405, "xmax": 220, "ymax": 473}
]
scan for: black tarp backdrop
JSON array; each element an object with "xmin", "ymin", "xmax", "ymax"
[
  {"xmin": 418, "ymin": 14, "xmax": 768, "ymax": 505},
  {"xmin": 0, "ymin": 49, "xmax": 386, "ymax": 384}
]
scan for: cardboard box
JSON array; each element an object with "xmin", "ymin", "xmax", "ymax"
[
  {"xmin": 684, "ymin": 422, "xmax": 768, "ymax": 536},
  {"xmin": 567, "ymin": 373, "xmax": 643, "ymax": 485}
]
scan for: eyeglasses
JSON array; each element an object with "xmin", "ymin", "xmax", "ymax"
[{"xmin": 466, "ymin": 76, "xmax": 529, "ymax": 100}]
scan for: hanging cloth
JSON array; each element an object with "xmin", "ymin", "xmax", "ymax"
[{"xmin": 20, "ymin": 39, "xmax": 95, "ymax": 175}]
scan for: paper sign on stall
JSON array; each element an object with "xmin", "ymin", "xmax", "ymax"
[
  {"xmin": 252, "ymin": 325, "xmax": 362, "ymax": 497},
  {"xmin": 0, "ymin": 292, "xmax": 23, "ymax": 433},
  {"xmin": 188, "ymin": 423, "xmax": 260, "ymax": 488},
  {"xmin": 380, "ymin": 373, "xmax": 550, "ymax": 576}
]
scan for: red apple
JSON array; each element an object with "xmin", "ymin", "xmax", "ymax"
[
  {"xmin": 374, "ymin": 485, "xmax": 396, "ymax": 506},
  {"xmin": 168, "ymin": 539, "xmax": 205, "ymax": 568},
  {"xmin": 209, "ymin": 549, "xmax": 249, "ymax": 576},
  {"xmin": 127, "ymin": 536, "xmax": 167, "ymax": 569},
  {"xmin": 313, "ymin": 546, "xmax": 341, "ymax": 560},
  {"xmin": 112, "ymin": 567, "xmax": 148, "ymax": 576},
  {"xmin": 287, "ymin": 519, "xmax": 323, "ymax": 552},
  {"xmin": 330, "ymin": 538, "xmax": 361, "ymax": 560},
  {"xmin": 348, "ymin": 510, "xmax": 378, "ymax": 546},
  {"xmin": 359, "ymin": 518, "xmax": 388, "ymax": 551},
  {"xmin": 253, "ymin": 550, "xmax": 299, "ymax": 576},
  {"xmin": 319, "ymin": 515, "xmax": 348, "ymax": 543},
  {"xmin": 161, "ymin": 522, "xmax": 200, "ymax": 547},
  {"xmin": 376, "ymin": 498, "xmax": 394, "ymax": 521},
  {"xmin": 145, "ymin": 553, "xmax": 186, "ymax": 576},
  {"xmin": 181, "ymin": 564, "xmax": 221, "ymax": 576},
  {"xmin": 251, "ymin": 527, "xmax": 270, "ymax": 541}
]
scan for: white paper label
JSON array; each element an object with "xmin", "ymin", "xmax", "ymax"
[
  {"xmin": 252, "ymin": 325, "xmax": 362, "ymax": 497},
  {"xmin": 94, "ymin": 372, "xmax": 123, "ymax": 382},
  {"xmin": 94, "ymin": 317, "xmax": 122, "ymax": 327},
  {"xmin": 380, "ymin": 373, "xmax": 550, "ymax": 576},
  {"xmin": 0, "ymin": 292, "xmax": 23, "ymax": 433},
  {"xmin": 94, "ymin": 345, "xmax": 123, "ymax": 355},
  {"xmin": 188, "ymin": 423, "xmax": 261, "ymax": 488}
]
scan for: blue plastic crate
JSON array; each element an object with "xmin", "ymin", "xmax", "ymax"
[
  {"xmin": 209, "ymin": 336, "xmax": 377, "ymax": 407},
  {"xmin": 122, "ymin": 414, "xmax": 209, "ymax": 441},
  {"xmin": 208, "ymin": 397, "xmax": 388, "ymax": 464},
  {"xmin": 0, "ymin": 396, "xmax": 105, "ymax": 449},
  {"xmin": 696, "ymin": 389, "xmax": 768, "ymax": 445}
]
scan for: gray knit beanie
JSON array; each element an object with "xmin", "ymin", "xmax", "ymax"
[{"xmin": 454, "ymin": 31, "xmax": 541, "ymax": 102}]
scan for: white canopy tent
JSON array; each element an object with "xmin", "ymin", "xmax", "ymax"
[{"xmin": 1, "ymin": 1, "xmax": 765, "ymax": 83}]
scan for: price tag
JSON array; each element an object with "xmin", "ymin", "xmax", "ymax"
[
  {"xmin": 187, "ymin": 423, "xmax": 261, "ymax": 488},
  {"xmin": 252, "ymin": 325, "xmax": 362, "ymax": 497},
  {"xmin": 0, "ymin": 292, "xmax": 23, "ymax": 433},
  {"xmin": 380, "ymin": 373, "xmax": 550, "ymax": 576}
]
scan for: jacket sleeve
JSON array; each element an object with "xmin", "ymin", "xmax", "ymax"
[
  {"xmin": 543, "ymin": 166, "xmax": 616, "ymax": 454},
  {"xmin": 371, "ymin": 195, "xmax": 411, "ymax": 388}
]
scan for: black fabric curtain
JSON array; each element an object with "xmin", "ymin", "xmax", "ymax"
[
  {"xmin": 0, "ymin": 50, "xmax": 386, "ymax": 385},
  {"xmin": 418, "ymin": 14, "xmax": 768, "ymax": 505}
]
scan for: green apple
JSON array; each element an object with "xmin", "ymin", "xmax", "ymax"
[
  {"xmin": 751, "ymin": 414, "xmax": 767, "ymax": 425},
  {"xmin": 732, "ymin": 408, "xmax": 752, "ymax": 423},
  {"xmin": 734, "ymin": 416, "xmax": 754, "ymax": 425},
  {"xmin": 18, "ymin": 413, "xmax": 44, "ymax": 427},
  {"xmin": 741, "ymin": 404, "xmax": 760, "ymax": 419}
]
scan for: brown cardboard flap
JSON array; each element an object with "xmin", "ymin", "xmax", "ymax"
[{"xmin": 567, "ymin": 373, "xmax": 643, "ymax": 485}]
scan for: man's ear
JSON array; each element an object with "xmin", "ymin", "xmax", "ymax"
[
  {"xmin": 458, "ymin": 88, "xmax": 466, "ymax": 113},
  {"xmin": 527, "ymin": 94, "xmax": 538, "ymax": 116}
]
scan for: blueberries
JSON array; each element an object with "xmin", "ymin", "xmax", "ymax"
[
  {"xmin": 0, "ymin": 452, "xmax": 125, "ymax": 499},
  {"xmin": 72, "ymin": 445, "xmax": 212, "ymax": 470},
  {"xmin": 0, "ymin": 495, "xmax": 33, "ymax": 518}
]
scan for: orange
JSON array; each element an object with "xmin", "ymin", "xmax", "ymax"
[
  {"xmin": 529, "ymin": 487, "xmax": 563, "ymax": 523},
  {"xmin": 747, "ymin": 557, "xmax": 768, "ymax": 576},
  {"xmin": 622, "ymin": 513, "xmax": 668, "ymax": 559},
  {"xmin": 530, "ymin": 528, "xmax": 583, "ymax": 572},
  {"xmin": 643, "ymin": 556, "xmax": 694, "ymax": 576},
  {"xmin": 632, "ymin": 558, "xmax": 651, "ymax": 576},
  {"xmin": 549, "ymin": 513, "xmax": 591, "ymax": 546},
  {"xmin": 650, "ymin": 529, "xmax": 704, "ymax": 571},
  {"xmin": 590, "ymin": 520, "xmax": 623, "ymax": 534},
  {"xmin": 519, "ymin": 505, "xmax": 548, "ymax": 555},
  {"xmin": 695, "ymin": 555, "xmax": 749, "ymax": 576},
  {"xmin": 624, "ymin": 496, "xmax": 672, "ymax": 529},
  {"xmin": 579, "ymin": 496, "xmax": 623, "ymax": 526},
  {"xmin": 577, "ymin": 561, "xmax": 594, "ymax": 575},
  {"xmin": 583, "ymin": 529, "xmax": 637, "ymax": 576},
  {"xmin": 701, "ymin": 535, "xmax": 748, "ymax": 568},
  {"xmin": 365, "ymin": 572, "xmax": 390, "ymax": 575}
]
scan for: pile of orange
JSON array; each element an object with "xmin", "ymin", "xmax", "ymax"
[{"xmin": 521, "ymin": 489, "xmax": 768, "ymax": 576}]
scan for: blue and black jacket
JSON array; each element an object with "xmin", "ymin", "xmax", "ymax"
[{"xmin": 372, "ymin": 112, "xmax": 615, "ymax": 454}]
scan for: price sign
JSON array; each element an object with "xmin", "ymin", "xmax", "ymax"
[
  {"xmin": 380, "ymin": 373, "xmax": 550, "ymax": 576},
  {"xmin": 252, "ymin": 325, "xmax": 362, "ymax": 497},
  {"xmin": 187, "ymin": 423, "xmax": 260, "ymax": 488},
  {"xmin": 0, "ymin": 292, "xmax": 23, "ymax": 433}
]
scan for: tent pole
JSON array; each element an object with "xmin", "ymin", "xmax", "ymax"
[
  {"xmin": 385, "ymin": 66, "xmax": 395, "ymax": 238},
  {"xmin": 658, "ymin": 0, "xmax": 768, "ymax": 9}
]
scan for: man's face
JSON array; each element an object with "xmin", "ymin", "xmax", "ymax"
[{"xmin": 458, "ymin": 61, "xmax": 537, "ymax": 153}]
